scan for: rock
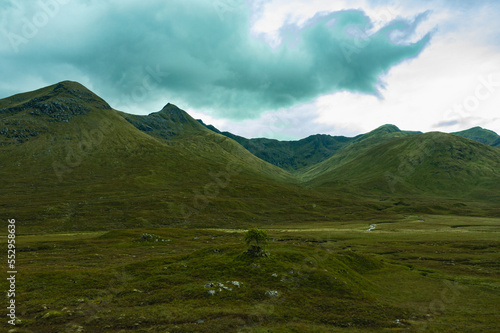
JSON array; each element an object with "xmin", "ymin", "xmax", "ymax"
[
  {"xmin": 265, "ymin": 290, "xmax": 279, "ymax": 298},
  {"xmin": 64, "ymin": 324, "xmax": 84, "ymax": 333},
  {"xmin": 42, "ymin": 310, "xmax": 64, "ymax": 319},
  {"xmin": 206, "ymin": 281, "xmax": 237, "ymax": 292},
  {"xmin": 139, "ymin": 233, "xmax": 153, "ymax": 241},
  {"xmin": 271, "ymin": 273, "xmax": 278, "ymax": 277}
]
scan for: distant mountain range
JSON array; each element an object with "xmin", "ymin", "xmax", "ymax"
[
  {"xmin": 1, "ymin": 81, "xmax": 499, "ymax": 232},
  {"xmin": 198, "ymin": 120, "xmax": 500, "ymax": 171}
]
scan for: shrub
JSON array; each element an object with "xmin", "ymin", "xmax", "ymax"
[{"xmin": 244, "ymin": 228, "xmax": 269, "ymax": 257}]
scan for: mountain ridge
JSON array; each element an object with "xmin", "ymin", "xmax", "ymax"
[
  {"xmin": 198, "ymin": 122, "xmax": 423, "ymax": 171},
  {"xmin": 452, "ymin": 126, "xmax": 500, "ymax": 147},
  {"xmin": 199, "ymin": 121, "xmax": 499, "ymax": 172},
  {"xmin": 306, "ymin": 132, "xmax": 500, "ymax": 195},
  {"xmin": 1, "ymin": 81, "xmax": 500, "ymax": 232}
]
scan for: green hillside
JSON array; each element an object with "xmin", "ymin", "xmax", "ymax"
[
  {"xmin": 305, "ymin": 132, "xmax": 500, "ymax": 204},
  {"xmin": 119, "ymin": 104, "xmax": 295, "ymax": 183},
  {"xmin": 199, "ymin": 120, "xmax": 356, "ymax": 170},
  {"xmin": 1, "ymin": 81, "xmax": 500, "ymax": 234},
  {"xmin": 0, "ymin": 81, "xmax": 392, "ymax": 232},
  {"xmin": 453, "ymin": 126, "xmax": 500, "ymax": 146},
  {"xmin": 201, "ymin": 122, "xmax": 500, "ymax": 176},
  {"xmin": 297, "ymin": 124, "xmax": 413, "ymax": 182},
  {"xmin": 201, "ymin": 122, "xmax": 424, "ymax": 172}
]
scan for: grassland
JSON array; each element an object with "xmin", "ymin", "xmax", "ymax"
[{"xmin": 2, "ymin": 215, "xmax": 498, "ymax": 332}]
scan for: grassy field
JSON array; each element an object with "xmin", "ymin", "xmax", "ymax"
[{"xmin": 2, "ymin": 215, "xmax": 499, "ymax": 332}]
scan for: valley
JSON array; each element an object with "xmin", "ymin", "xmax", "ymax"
[
  {"xmin": 1, "ymin": 81, "xmax": 499, "ymax": 332},
  {"xmin": 3, "ymin": 215, "xmax": 499, "ymax": 332}
]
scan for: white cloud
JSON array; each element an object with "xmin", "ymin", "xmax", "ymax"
[
  {"xmin": 312, "ymin": 24, "xmax": 500, "ymax": 135},
  {"xmin": 197, "ymin": 0, "xmax": 500, "ymax": 138}
]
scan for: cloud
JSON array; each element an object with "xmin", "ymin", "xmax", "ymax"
[
  {"xmin": 0, "ymin": 0, "xmax": 431, "ymax": 120},
  {"xmin": 189, "ymin": 101, "xmax": 346, "ymax": 140},
  {"xmin": 312, "ymin": 33, "xmax": 500, "ymax": 137},
  {"xmin": 435, "ymin": 120, "xmax": 460, "ymax": 127}
]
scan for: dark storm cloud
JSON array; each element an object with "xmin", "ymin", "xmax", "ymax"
[{"xmin": 0, "ymin": 0, "xmax": 431, "ymax": 119}]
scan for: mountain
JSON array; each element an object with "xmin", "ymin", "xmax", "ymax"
[
  {"xmin": 297, "ymin": 124, "xmax": 416, "ymax": 182},
  {"xmin": 453, "ymin": 126, "xmax": 500, "ymax": 147},
  {"xmin": 198, "ymin": 120, "xmax": 356, "ymax": 170},
  {"xmin": 0, "ymin": 81, "xmax": 112, "ymax": 145},
  {"xmin": 201, "ymin": 122, "xmax": 500, "ymax": 174},
  {"xmin": 200, "ymin": 122, "xmax": 424, "ymax": 172},
  {"xmin": 0, "ymin": 81, "xmax": 385, "ymax": 232},
  {"xmin": 2, "ymin": 81, "xmax": 500, "ymax": 233},
  {"xmin": 303, "ymin": 131, "xmax": 500, "ymax": 205},
  {"xmin": 119, "ymin": 104, "xmax": 295, "ymax": 183},
  {"xmin": 122, "ymin": 103, "xmax": 211, "ymax": 141}
]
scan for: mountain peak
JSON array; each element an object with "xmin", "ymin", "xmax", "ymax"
[
  {"xmin": 0, "ymin": 81, "xmax": 111, "ymax": 144},
  {"xmin": 160, "ymin": 102, "xmax": 178, "ymax": 110},
  {"xmin": 122, "ymin": 103, "xmax": 208, "ymax": 141},
  {"xmin": 0, "ymin": 81, "xmax": 115, "ymax": 144},
  {"xmin": 0, "ymin": 80, "xmax": 111, "ymax": 123},
  {"xmin": 453, "ymin": 126, "xmax": 500, "ymax": 146},
  {"xmin": 374, "ymin": 124, "xmax": 401, "ymax": 133},
  {"xmin": 356, "ymin": 124, "xmax": 402, "ymax": 140},
  {"xmin": 152, "ymin": 103, "xmax": 189, "ymax": 122},
  {"xmin": 48, "ymin": 81, "xmax": 111, "ymax": 109},
  {"xmin": 51, "ymin": 80, "xmax": 91, "ymax": 93}
]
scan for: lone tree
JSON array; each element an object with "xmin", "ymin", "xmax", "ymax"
[{"xmin": 245, "ymin": 228, "xmax": 269, "ymax": 257}]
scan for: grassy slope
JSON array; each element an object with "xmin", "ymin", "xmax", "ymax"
[
  {"xmin": 119, "ymin": 104, "xmax": 294, "ymax": 183},
  {"xmin": 200, "ymin": 123, "xmax": 425, "ymax": 171},
  {"xmin": 295, "ymin": 130, "xmax": 500, "ymax": 217},
  {"xmin": 306, "ymin": 132, "xmax": 500, "ymax": 216},
  {"xmin": 453, "ymin": 126, "xmax": 500, "ymax": 146},
  {"xmin": 2, "ymin": 82, "xmax": 499, "ymax": 231},
  {"xmin": 306, "ymin": 133, "xmax": 500, "ymax": 193},
  {"xmin": 215, "ymin": 131, "xmax": 355, "ymax": 171},
  {"xmin": 297, "ymin": 124, "xmax": 412, "ymax": 182},
  {"xmin": 0, "ymin": 82, "xmax": 395, "ymax": 233},
  {"xmin": 203, "ymin": 121, "xmax": 500, "ymax": 175}
]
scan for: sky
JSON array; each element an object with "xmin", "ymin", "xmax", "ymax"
[{"xmin": 0, "ymin": 0, "xmax": 499, "ymax": 140}]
